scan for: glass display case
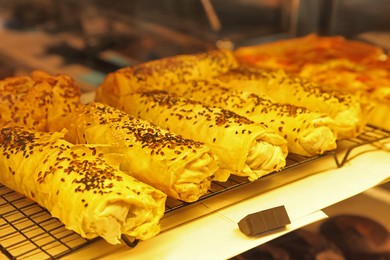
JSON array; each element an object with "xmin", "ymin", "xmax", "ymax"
[
  {"xmin": 1, "ymin": 1, "xmax": 390, "ymax": 259},
  {"xmin": 0, "ymin": 0, "xmax": 307, "ymax": 89}
]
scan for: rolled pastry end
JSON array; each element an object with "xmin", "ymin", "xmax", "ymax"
[
  {"xmin": 102, "ymin": 200, "xmax": 163, "ymax": 243},
  {"xmin": 95, "ymin": 72, "xmax": 124, "ymax": 106},
  {"xmin": 67, "ymin": 192, "xmax": 166, "ymax": 245},
  {"xmin": 172, "ymin": 153, "xmax": 218, "ymax": 202},
  {"xmin": 120, "ymin": 149, "xmax": 219, "ymax": 202},
  {"xmin": 333, "ymin": 102, "xmax": 375, "ymax": 139},
  {"xmin": 244, "ymin": 140, "xmax": 288, "ymax": 181},
  {"xmin": 232, "ymin": 132, "xmax": 288, "ymax": 181},
  {"xmin": 298, "ymin": 126, "xmax": 337, "ymax": 156}
]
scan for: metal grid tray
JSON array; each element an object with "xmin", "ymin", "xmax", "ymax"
[
  {"xmin": 1, "ymin": 125, "xmax": 390, "ymax": 259},
  {"xmin": 0, "ymin": 186, "xmax": 99, "ymax": 259}
]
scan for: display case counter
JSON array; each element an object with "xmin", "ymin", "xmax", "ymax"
[{"xmin": 2, "ymin": 126, "xmax": 389, "ymax": 260}]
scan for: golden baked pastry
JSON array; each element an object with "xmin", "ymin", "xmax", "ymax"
[
  {"xmin": 214, "ymin": 66, "xmax": 373, "ymax": 138},
  {"xmin": 234, "ymin": 34, "xmax": 385, "ymax": 74},
  {"xmin": 0, "ymin": 70, "xmax": 81, "ymax": 131},
  {"xmin": 0, "ymin": 126, "xmax": 166, "ymax": 244},
  {"xmin": 293, "ymin": 55, "xmax": 390, "ymax": 133},
  {"xmin": 167, "ymin": 80, "xmax": 338, "ymax": 156},
  {"xmin": 109, "ymin": 90, "xmax": 288, "ymax": 181},
  {"xmin": 233, "ymin": 33, "xmax": 389, "ymax": 97},
  {"xmin": 49, "ymin": 102, "xmax": 219, "ymax": 202},
  {"xmin": 96, "ymin": 49, "xmax": 238, "ymax": 106}
]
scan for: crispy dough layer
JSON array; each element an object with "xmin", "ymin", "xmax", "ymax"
[
  {"xmin": 0, "ymin": 126, "xmax": 166, "ymax": 244},
  {"xmin": 50, "ymin": 102, "xmax": 218, "ymax": 202},
  {"xmin": 96, "ymin": 50, "xmax": 238, "ymax": 106},
  {"xmin": 117, "ymin": 91, "xmax": 288, "ymax": 181},
  {"xmin": 0, "ymin": 70, "xmax": 80, "ymax": 131},
  {"xmin": 167, "ymin": 80, "xmax": 338, "ymax": 156},
  {"xmin": 214, "ymin": 67, "xmax": 373, "ymax": 138}
]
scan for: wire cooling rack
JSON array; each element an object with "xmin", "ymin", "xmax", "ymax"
[
  {"xmin": 1, "ymin": 125, "xmax": 390, "ymax": 259},
  {"xmin": 0, "ymin": 185, "xmax": 99, "ymax": 260}
]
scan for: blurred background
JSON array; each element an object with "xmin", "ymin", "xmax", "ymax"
[{"xmin": 0, "ymin": 0, "xmax": 388, "ymax": 90}]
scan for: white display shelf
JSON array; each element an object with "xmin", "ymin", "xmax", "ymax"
[
  {"xmin": 69, "ymin": 133, "xmax": 390, "ymax": 259},
  {"xmin": 1, "ymin": 127, "xmax": 390, "ymax": 260}
]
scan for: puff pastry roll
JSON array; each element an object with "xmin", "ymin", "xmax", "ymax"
[
  {"xmin": 96, "ymin": 49, "xmax": 238, "ymax": 106},
  {"xmin": 0, "ymin": 126, "xmax": 166, "ymax": 244},
  {"xmin": 113, "ymin": 90, "xmax": 288, "ymax": 181},
  {"xmin": 0, "ymin": 70, "xmax": 81, "ymax": 131},
  {"xmin": 49, "ymin": 102, "xmax": 219, "ymax": 202},
  {"xmin": 167, "ymin": 81, "xmax": 338, "ymax": 156},
  {"xmin": 214, "ymin": 67, "xmax": 373, "ymax": 138}
]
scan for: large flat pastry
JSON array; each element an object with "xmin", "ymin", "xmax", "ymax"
[
  {"xmin": 213, "ymin": 66, "xmax": 373, "ymax": 138},
  {"xmin": 167, "ymin": 80, "xmax": 338, "ymax": 156},
  {"xmin": 0, "ymin": 126, "xmax": 166, "ymax": 245},
  {"xmin": 96, "ymin": 49, "xmax": 238, "ymax": 105},
  {"xmin": 49, "ymin": 102, "xmax": 219, "ymax": 202},
  {"xmin": 233, "ymin": 34, "xmax": 385, "ymax": 74},
  {"xmin": 233, "ymin": 34, "xmax": 388, "ymax": 98},
  {"xmin": 0, "ymin": 70, "xmax": 81, "ymax": 131},
  {"xmin": 102, "ymin": 90, "xmax": 288, "ymax": 181}
]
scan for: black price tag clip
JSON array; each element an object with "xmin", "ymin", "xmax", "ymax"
[{"xmin": 238, "ymin": 205, "xmax": 291, "ymax": 236}]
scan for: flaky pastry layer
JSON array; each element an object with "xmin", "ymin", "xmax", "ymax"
[
  {"xmin": 49, "ymin": 102, "xmax": 218, "ymax": 202},
  {"xmin": 0, "ymin": 126, "xmax": 166, "ymax": 244},
  {"xmin": 116, "ymin": 91, "xmax": 288, "ymax": 181},
  {"xmin": 167, "ymin": 80, "xmax": 338, "ymax": 156}
]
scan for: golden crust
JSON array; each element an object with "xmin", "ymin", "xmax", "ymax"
[
  {"xmin": 0, "ymin": 126, "xmax": 166, "ymax": 244},
  {"xmin": 167, "ymin": 80, "xmax": 338, "ymax": 156},
  {"xmin": 214, "ymin": 66, "xmax": 374, "ymax": 139},
  {"xmin": 118, "ymin": 90, "xmax": 288, "ymax": 180},
  {"xmin": 233, "ymin": 34, "xmax": 390, "ymax": 131},
  {"xmin": 96, "ymin": 49, "xmax": 238, "ymax": 105},
  {"xmin": 49, "ymin": 102, "xmax": 219, "ymax": 202},
  {"xmin": 0, "ymin": 70, "xmax": 81, "ymax": 131},
  {"xmin": 234, "ymin": 34, "xmax": 385, "ymax": 74}
]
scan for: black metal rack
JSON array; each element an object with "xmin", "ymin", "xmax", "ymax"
[
  {"xmin": 164, "ymin": 152, "xmax": 330, "ymax": 214},
  {"xmin": 0, "ymin": 186, "xmax": 99, "ymax": 259},
  {"xmin": 1, "ymin": 125, "xmax": 390, "ymax": 259}
]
